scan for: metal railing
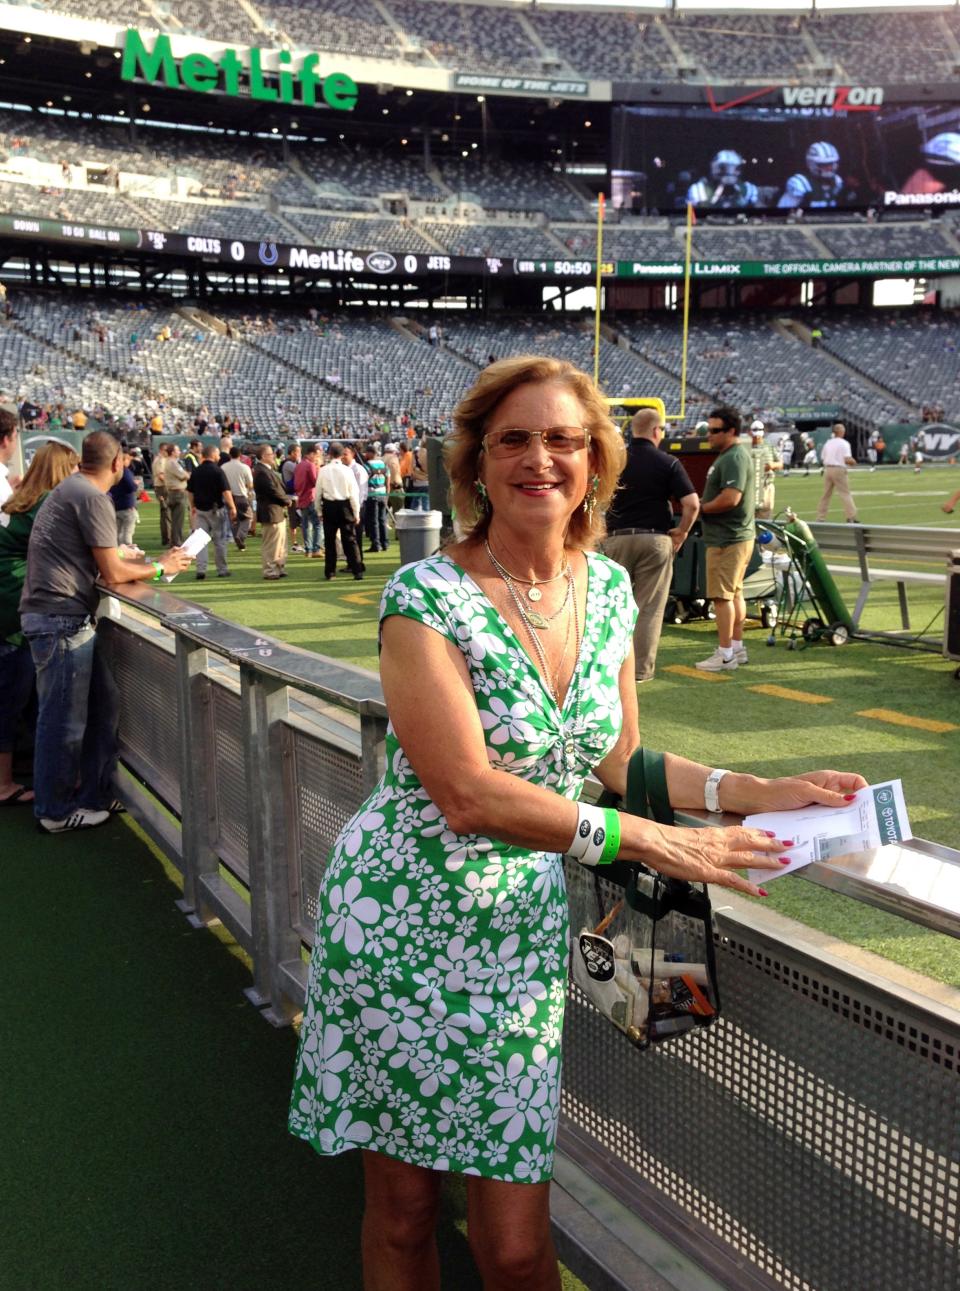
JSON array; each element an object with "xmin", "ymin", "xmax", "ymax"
[{"xmin": 99, "ymin": 580, "xmax": 960, "ymax": 1291}]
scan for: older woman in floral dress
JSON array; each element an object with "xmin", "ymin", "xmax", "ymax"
[{"xmin": 290, "ymin": 356, "xmax": 865, "ymax": 1291}]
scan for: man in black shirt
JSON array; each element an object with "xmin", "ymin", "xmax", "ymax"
[
  {"xmin": 604, "ymin": 408, "xmax": 700, "ymax": 682},
  {"xmin": 187, "ymin": 443, "xmax": 237, "ymax": 579}
]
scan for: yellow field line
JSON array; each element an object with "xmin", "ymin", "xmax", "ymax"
[
  {"xmin": 749, "ymin": 684, "xmax": 833, "ymax": 705},
  {"xmin": 857, "ymin": 708, "xmax": 958, "ymax": 734},
  {"xmin": 665, "ymin": 664, "xmax": 731, "ymax": 683}
]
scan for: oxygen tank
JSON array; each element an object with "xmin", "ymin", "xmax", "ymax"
[{"xmin": 782, "ymin": 513, "xmax": 855, "ymax": 632}]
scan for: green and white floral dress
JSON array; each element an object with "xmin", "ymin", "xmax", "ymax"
[{"xmin": 289, "ymin": 552, "xmax": 636, "ymax": 1182}]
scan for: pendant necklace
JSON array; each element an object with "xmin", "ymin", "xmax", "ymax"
[
  {"xmin": 484, "ymin": 540, "xmax": 568, "ymax": 604},
  {"xmin": 484, "ymin": 542, "xmax": 570, "ymax": 627}
]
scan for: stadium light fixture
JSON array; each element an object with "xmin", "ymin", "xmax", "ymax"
[{"xmin": 406, "ymin": 89, "xmax": 413, "ymax": 97}]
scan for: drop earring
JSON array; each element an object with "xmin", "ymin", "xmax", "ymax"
[
  {"xmin": 474, "ymin": 479, "xmax": 489, "ymax": 515},
  {"xmin": 583, "ymin": 475, "xmax": 600, "ymax": 518}
]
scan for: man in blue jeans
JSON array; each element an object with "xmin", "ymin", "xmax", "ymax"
[{"xmin": 20, "ymin": 431, "xmax": 191, "ymax": 833}]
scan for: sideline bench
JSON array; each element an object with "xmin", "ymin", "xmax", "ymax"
[{"xmin": 809, "ymin": 521, "xmax": 955, "ymax": 629}]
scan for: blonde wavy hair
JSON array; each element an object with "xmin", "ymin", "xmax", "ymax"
[
  {"xmin": 2, "ymin": 440, "xmax": 79, "ymax": 515},
  {"xmin": 445, "ymin": 355, "xmax": 625, "ymax": 550}
]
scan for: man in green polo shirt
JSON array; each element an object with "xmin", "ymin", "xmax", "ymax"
[{"xmin": 696, "ymin": 405, "xmax": 755, "ymax": 672}]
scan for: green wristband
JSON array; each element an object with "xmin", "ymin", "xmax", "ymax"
[
  {"xmin": 599, "ymin": 808, "xmax": 621, "ymax": 864},
  {"xmin": 152, "ymin": 561, "xmax": 164, "ymax": 582}
]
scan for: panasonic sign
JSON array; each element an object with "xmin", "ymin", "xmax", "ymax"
[
  {"xmin": 781, "ymin": 85, "xmax": 884, "ymax": 111},
  {"xmin": 121, "ymin": 29, "xmax": 359, "ymax": 111}
]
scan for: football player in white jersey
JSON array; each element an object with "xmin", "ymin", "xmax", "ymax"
[
  {"xmin": 778, "ymin": 141, "xmax": 844, "ymax": 209},
  {"xmin": 686, "ymin": 151, "xmax": 760, "ymax": 209}
]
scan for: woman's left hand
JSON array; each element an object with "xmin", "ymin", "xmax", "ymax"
[{"xmin": 733, "ymin": 770, "xmax": 868, "ymax": 815}]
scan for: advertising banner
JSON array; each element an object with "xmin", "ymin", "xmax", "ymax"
[
  {"xmin": 881, "ymin": 423, "xmax": 960, "ymax": 459},
  {"xmin": 452, "ymin": 72, "xmax": 589, "ymax": 98},
  {"xmin": 4, "ymin": 213, "xmax": 959, "ymax": 283}
]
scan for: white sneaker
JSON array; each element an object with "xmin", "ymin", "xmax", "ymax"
[
  {"xmin": 38, "ymin": 808, "xmax": 110, "ymax": 834},
  {"xmin": 291, "ymin": 544, "xmax": 305, "ymax": 553},
  {"xmin": 733, "ymin": 646, "xmax": 748, "ymax": 665},
  {"xmin": 695, "ymin": 649, "xmax": 738, "ymax": 672}
]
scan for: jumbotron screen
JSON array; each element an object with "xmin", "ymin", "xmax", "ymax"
[{"xmin": 612, "ymin": 103, "xmax": 960, "ymax": 213}]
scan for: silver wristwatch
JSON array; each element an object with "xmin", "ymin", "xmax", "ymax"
[{"xmin": 704, "ymin": 768, "xmax": 730, "ymax": 815}]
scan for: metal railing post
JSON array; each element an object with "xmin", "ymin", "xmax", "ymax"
[
  {"xmin": 240, "ymin": 663, "xmax": 302, "ymax": 1025},
  {"xmin": 359, "ymin": 707, "xmax": 388, "ymax": 795},
  {"xmin": 173, "ymin": 632, "xmax": 219, "ymax": 918}
]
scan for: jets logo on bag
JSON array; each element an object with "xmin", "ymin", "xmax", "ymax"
[{"xmin": 578, "ymin": 933, "xmax": 616, "ymax": 982}]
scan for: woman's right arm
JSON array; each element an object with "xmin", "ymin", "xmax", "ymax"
[{"xmin": 380, "ymin": 615, "xmax": 783, "ymax": 896}]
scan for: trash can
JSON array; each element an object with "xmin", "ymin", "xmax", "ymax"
[{"xmin": 394, "ymin": 509, "xmax": 443, "ymax": 565}]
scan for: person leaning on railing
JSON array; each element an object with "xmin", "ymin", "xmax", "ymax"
[
  {"xmin": 19, "ymin": 430, "xmax": 192, "ymax": 835},
  {"xmin": 288, "ymin": 354, "xmax": 866, "ymax": 1291},
  {"xmin": 0, "ymin": 440, "xmax": 79, "ymax": 808}
]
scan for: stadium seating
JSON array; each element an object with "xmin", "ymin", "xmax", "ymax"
[
  {"xmin": 616, "ymin": 315, "xmax": 909, "ymax": 427},
  {"xmin": 807, "ymin": 11, "xmax": 952, "ymax": 83},
  {"xmin": 436, "ymin": 160, "xmax": 587, "ymax": 221},
  {"xmin": 282, "ymin": 213, "xmax": 436, "ymax": 252},
  {"xmin": 133, "ymin": 198, "xmax": 293, "ymax": 242},
  {"xmin": 295, "ymin": 143, "xmax": 446, "ymax": 201},
  {"xmin": 439, "ymin": 315, "xmax": 687, "ymax": 412},
  {"xmin": 390, "ymin": 0, "xmax": 537, "ymax": 73},
  {"xmin": 24, "ymin": 2, "xmax": 960, "ymax": 83},
  {"xmin": 670, "ymin": 13, "xmax": 810, "ymax": 81},
  {"xmin": 525, "ymin": 9, "xmax": 679, "ymax": 81},
  {"xmin": 818, "ymin": 313, "xmax": 960, "ymax": 416},
  {"xmin": 814, "ymin": 222, "xmax": 958, "ymax": 260},
  {"xmin": 420, "ymin": 220, "xmax": 562, "ymax": 259},
  {"xmin": 268, "ymin": 0, "xmax": 403, "ymax": 59},
  {"xmin": 0, "ymin": 178, "xmax": 142, "ymax": 227}
]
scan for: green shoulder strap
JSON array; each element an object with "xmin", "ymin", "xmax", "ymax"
[{"xmin": 625, "ymin": 748, "xmax": 674, "ymax": 826}]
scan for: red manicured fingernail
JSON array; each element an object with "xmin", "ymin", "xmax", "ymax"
[
  {"xmin": 780, "ymin": 839, "xmax": 794, "ymax": 847},
  {"xmin": 843, "ymin": 794, "xmax": 856, "ymax": 801},
  {"xmin": 763, "ymin": 830, "xmax": 776, "ymax": 838},
  {"xmin": 779, "ymin": 857, "xmax": 791, "ymax": 865},
  {"xmin": 758, "ymin": 888, "xmax": 769, "ymax": 897}
]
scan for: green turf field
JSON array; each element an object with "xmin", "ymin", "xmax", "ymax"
[{"xmin": 130, "ymin": 465, "xmax": 960, "ymax": 984}]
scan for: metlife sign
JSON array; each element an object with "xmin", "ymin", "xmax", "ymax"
[{"xmin": 120, "ymin": 28, "xmax": 359, "ymax": 111}]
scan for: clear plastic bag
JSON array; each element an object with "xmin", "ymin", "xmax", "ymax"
[{"xmin": 568, "ymin": 750, "xmax": 721, "ymax": 1051}]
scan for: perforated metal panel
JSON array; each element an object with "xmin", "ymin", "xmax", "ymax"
[
  {"xmin": 289, "ymin": 728, "xmax": 365, "ymax": 936},
  {"xmin": 209, "ymin": 683, "xmax": 249, "ymax": 879},
  {"xmin": 102, "ymin": 622, "xmax": 182, "ymax": 813},
  {"xmin": 561, "ymin": 859, "xmax": 960, "ymax": 1291}
]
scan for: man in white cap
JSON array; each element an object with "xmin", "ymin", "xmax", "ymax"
[{"xmin": 749, "ymin": 420, "xmax": 780, "ymax": 520}]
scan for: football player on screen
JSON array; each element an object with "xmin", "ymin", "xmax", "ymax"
[
  {"xmin": 686, "ymin": 150, "xmax": 759, "ymax": 209},
  {"xmin": 778, "ymin": 141, "xmax": 844, "ymax": 209},
  {"xmin": 902, "ymin": 132, "xmax": 960, "ymax": 197}
]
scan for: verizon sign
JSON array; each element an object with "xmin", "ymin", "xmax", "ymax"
[{"xmin": 781, "ymin": 85, "xmax": 884, "ymax": 111}]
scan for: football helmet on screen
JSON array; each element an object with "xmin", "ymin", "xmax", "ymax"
[
  {"xmin": 806, "ymin": 141, "xmax": 840, "ymax": 179},
  {"xmin": 923, "ymin": 133, "xmax": 960, "ymax": 168},
  {"xmin": 710, "ymin": 150, "xmax": 745, "ymax": 184}
]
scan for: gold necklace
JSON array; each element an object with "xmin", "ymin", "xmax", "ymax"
[{"xmin": 484, "ymin": 539, "xmax": 569, "ymax": 604}]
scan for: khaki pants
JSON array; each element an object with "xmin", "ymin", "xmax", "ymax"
[
  {"xmin": 603, "ymin": 531, "xmax": 674, "ymax": 682},
  {"xmin": 167, "ymin": 490, "xmax": 187, "ymax": 547},
  {"xmin": 816, "ymin": 466, "xmax": 857, "ymax": 522},
  {"xmin": 260, "ymin": 521, "xmax": 287, "ymax": 577}
]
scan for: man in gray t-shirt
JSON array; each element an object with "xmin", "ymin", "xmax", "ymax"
[
  {"xmin": 20, "ymin": 430, "xmax": 191, "ymax": 833},
  {"xmin": 20, "ymin": 472, "xmax": 119, "ymax": 618}
]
